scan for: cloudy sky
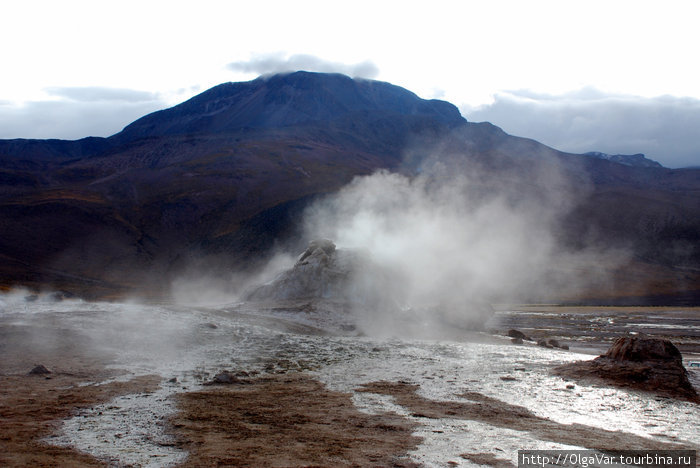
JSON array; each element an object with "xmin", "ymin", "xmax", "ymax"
[{"xmin": 2, "ymin": 0, "xmax": 699, "ymax": 167}]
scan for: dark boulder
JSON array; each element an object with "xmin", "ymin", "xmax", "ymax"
[
  {"xmin": 28, "ymin": 364, "xmax": 51, "ymax": 375},
  {"xmin": 553, "ymin": 337, "xmax": 699, "ymax": 403},
  {"xmin": 507, "ymin": 329, "xmax": 532, "ymax": 341},
  {"xmin": 604, "ymin": 337, "xmax": 682, "ymax": 362},
  {"xmin": 547, "ymin": 338, "xmax": 560, "ymax": 348}
]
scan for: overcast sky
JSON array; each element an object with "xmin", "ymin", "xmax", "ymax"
[{"xmin": 1, "ymin": 1, "xmax": 699, "ymax": 168}]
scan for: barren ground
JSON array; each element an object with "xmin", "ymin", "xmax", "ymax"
[{"xmin": 1, "ymin": 305, "xmax": 698, "ymax": 466}]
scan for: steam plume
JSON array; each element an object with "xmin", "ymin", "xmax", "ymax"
[{"xmin": 303, "ymin": 152, "xmax": 624, "ymax": 322}]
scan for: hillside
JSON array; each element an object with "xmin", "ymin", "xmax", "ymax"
[{"xmin": 0, "ymin": 72, "xmax": 698, "ymax": 302}]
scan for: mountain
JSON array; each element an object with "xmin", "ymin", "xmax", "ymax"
[
  {"xmin": 584, "ymin": 152, "xmax": 663, "ymax": 168},
  {"xmin": 116, "ymin": 72, "xmax": 464, "ymax": 140},
  {"xmin": 0, "ymin": 71, "xmax": 698, "ymax": 302}
]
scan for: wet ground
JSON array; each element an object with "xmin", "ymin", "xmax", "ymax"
[
  {"xmin": 490, "ymin": 305, "xmax": 700, "ymax": 358},
  {"xmin": 0, "ymin": 293, "xmax": 698, "ymax": 467}
]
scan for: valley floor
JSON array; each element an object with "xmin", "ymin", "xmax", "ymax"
[{"xmin": 0, "ymin": 298, "xmax": 698, "ymax": 467}]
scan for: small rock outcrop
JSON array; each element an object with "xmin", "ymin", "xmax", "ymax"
[
  {"xmin": 243, "ymin": 239, "xmax": 494, "ymax": 333},
  {"xmin": 553, "ymin": 337, "xmax": 699, "ymax": 403},
  {"xmin": 546, "ymin": 338, "xmax": 568, "ymax": 350},
  {"xmin": 204, "ymin": 371, "xmax": 242, "ymax": 386},
  {"xmin": 507, "ymin": 329, "xmax": 532, "ymax": 341},
  {"xmin": 243, "ymin": 239, "xmax": 400, "ymax": 313},
  {"xmin": 27, "ymin": 364, "xmax": 52, "ymax": 375}
]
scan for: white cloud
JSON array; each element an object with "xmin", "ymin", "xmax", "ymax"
[
  {"xmin": 44, "ymin": 87, "xmax": 160, "ymax": 103},
  {"xmin": 464, "ymin": 90, "xmax": 700, "ymax": 168},
  {"xmin": 227, "ymin": 53, "xmax": 379, "ymax": 79},
  {"xmin": 0, "ymin": 88, "xmax": 166, "ymax": 139}
]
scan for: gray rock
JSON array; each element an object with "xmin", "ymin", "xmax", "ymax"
[
  {"xmin": 243, "ymin": 239, "xmax": 396, "ymax": 307},
  {"xmin": 243, "ymin": 238, "xmax": 494, "ymax": 332},
  {"xmin": 204, "ymin": 371, "xmax": 241, "ymax": 385}
]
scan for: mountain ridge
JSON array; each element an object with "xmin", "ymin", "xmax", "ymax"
[
  {"xmin": 114, "ymin": 72, "xmax": 466, "ymax": 141},
  {"xmin": 0, "ymin": 72, "xmax": 698, "ymax": 302},
  {"xmin": 584, "ymin": 151, "xmax": 663, "ymax": 168}
]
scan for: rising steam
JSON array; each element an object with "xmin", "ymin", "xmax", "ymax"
[
  {"xmin": 168, "ymin": 141, "xmax": 627, "ymax": 337},
  {"xmin": 303, "ymin": 153, "xmax": 624, "ymax": 318}
]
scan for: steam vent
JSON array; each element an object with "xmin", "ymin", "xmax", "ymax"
[{"xmin": 244, "ymin": 239, "xmax": 393, "ymax": 306}]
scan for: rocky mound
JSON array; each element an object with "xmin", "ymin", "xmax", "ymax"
[
  {"xmin": 553, "ymin": 337, "xmax": 699, "ymax": 402},
  {"xmin": 243, "ymin": 239, "xmax": 396, "ymax": 309},
  {"xmin": 242, "ymin": 239, "xmax": 493, "ymax": 333}
]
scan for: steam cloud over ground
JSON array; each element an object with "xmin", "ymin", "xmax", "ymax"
[
  {"xmin": 168, "ymin": 143, "xmax": 627, "ymax": 333},
  {"xmin": 303, "ymin": 156, "xmax": 624, "ymax": 313}
]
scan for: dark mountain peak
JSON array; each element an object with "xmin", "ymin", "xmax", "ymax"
[{"xmin": 114, "ymin": 71, "xmax": 465, "ymax": 141}]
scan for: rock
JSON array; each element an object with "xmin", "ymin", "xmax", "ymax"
[
  {"xmin": 537, "ymin": 340, "xmax": 551, "ymax": 348},
  {"xmin": 510, "ymin": 337, "xmax": 523, "ymax": 345},
  {"xmin": 507, "ymin": 329, "xmax": 532, "ymax": 341},
  {"xmin": 604, "ymin": 336, "xmax": 682, "ymax": 362},
  {"xmin": 243, "ymin": 239, "xmax": 388, "ymax": 303},
  {"xmin": 28, "ymin": 364, "xmax": 51, "ymax": 375},
  {"xmin": 297, "ymin": 238, "xmax": 336, "ymax": 264},
  {"xmin": 204, "ymin": 371, "xmax": 241, "ymax": 385},
  {"xmin": 241, "ymin": 238, "xmax": 409, "ymax": 326},
  {"xmin": 553, "ymin": 337, "xmax": 699, "ymax": 403},
  {"xmin": 547, "ymin": 338, "xmax": 561, "ymax": 348},
  {"xmin": 547, "ymin": 339, "xmax": 569, "ymax": 350},
  {"xmin": 243, "ymin": 238, "xmax": 494, "ymax": 332}
]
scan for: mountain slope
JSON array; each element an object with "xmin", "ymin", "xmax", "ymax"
[
  {"xmin": 0, "ymin": 72, "xmax": 698, "ymax": 301},
  {"xmin": 115, "ymin": 72, "xmax": 465, "ymax": 140}
]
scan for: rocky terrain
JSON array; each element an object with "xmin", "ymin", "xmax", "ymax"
[{"xmin": 554, "ymin": 337, "xmax": 700, "ymax": 402}]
